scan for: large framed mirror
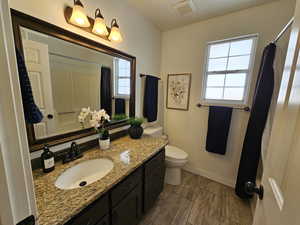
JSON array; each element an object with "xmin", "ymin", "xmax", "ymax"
[{"xmin": 11, "ymin": 9, "xmax": 136, "ymax": 152}]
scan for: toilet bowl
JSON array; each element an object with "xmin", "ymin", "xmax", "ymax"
[
  {"xmin": 144, "ymin": 126, "xmax": 188, "ymax": 185},
  {"xmin": 165, "ymin": 145, "xmax": 188, "ymax": 185}
]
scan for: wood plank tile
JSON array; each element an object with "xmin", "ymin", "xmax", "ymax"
[{"xmin": 140, "ymin": 171, "xmax": 252, "ymax": 225}]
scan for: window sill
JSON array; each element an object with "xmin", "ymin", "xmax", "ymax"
[{"xmin": 113, "ymin": 95, "xmax": 130, "ymax": 100}]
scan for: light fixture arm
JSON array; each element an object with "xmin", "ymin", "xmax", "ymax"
[
  {"xmin": 111, "ymin": 19, "xmax": 119, "ymax": 28},
  {"xmin": 95, "ymin": 8, "xmax": 104, "ymax": 19},
  {"xmin": 73, "ymin": 0, "xmax": 84, "ymax": 7}
]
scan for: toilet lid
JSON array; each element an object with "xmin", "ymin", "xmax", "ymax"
[{"xmin": 165, "ymin": 145, "xmax": 188, "ymax": 160}]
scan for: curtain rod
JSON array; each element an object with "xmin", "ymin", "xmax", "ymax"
[
  {"xmin": 196, "ymin": 103, "xmax": 250, "ymax": 112},
  {"xmin": 273, "ymin": 17, "xmax": 294, "ymax": 44},
  {"xmin": 140, "ymin": 74, "xmax": 161, "ymax": 80}
]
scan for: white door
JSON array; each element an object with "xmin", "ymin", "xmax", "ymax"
[
  {"xmin": 22, "ymin": 40, "xmax": 55, "ymax": 139},
  {"xmin": 253, "ymin": 1, "xmax": 300, "ymax": 224}
]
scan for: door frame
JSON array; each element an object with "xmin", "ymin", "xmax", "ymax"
[{"xmin": 0, "ymin": 0, "xmax": 37, "ymax": 224}]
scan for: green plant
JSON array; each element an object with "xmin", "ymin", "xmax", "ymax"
[
  {"xmin": 99, "ymin": 128, "xmax": 109, "ymax": 140},
  {"xmin": 128, "ymin": 117, "xmax": 144, "ymax": 127},
  {"xmin": 112, "ymin": 114, "xmax": 128, "ymax": 121}
]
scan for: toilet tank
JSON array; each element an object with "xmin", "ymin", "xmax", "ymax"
[{"xmin": 144, "ymin": 126, "xmax": 163, "ymax": 137}]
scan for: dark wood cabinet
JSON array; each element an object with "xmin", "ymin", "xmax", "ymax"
[
  {"xmin": 111, "ymin": 184, "xmax": 142, "ymax": 225},
  {"xmin": 64, "ymin": 148, "xmax": 165, "ymax": 225},
  {"xmin": 143, "ymin": 149, "xmax": 166, "ymax": 212},
  {"xmin": 95, "ymin": 215, "xmax": 109, "ymax": 225},
  {"xmin": 65, "ymin": 194, "xmax": 109, "ymax": 225},
  {"xmin": 111, "ymin": 167, "xmax": 142, "ymax": 207}
]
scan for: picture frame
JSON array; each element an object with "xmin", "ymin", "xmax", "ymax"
[{"xmin": 166, "ymin": 73, "xmax": 192, "ymax": 111}]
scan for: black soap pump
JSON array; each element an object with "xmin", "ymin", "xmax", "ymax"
[{"xmin": 41, "ymin": 144, "xmax": 55, "ymax": 173}]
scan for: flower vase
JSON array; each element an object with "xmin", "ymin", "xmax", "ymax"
[{"xmin": 99, "ymin": 138, "xmax": 110, "ymax": 150}]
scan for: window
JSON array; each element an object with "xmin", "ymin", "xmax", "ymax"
[
  {"xmin": 114, "ymin": 58, "xmax": 131, "ymax": 97},
  {"xmin": 202, "ymin": 35, "xmax": 257, "ymax": 105}
]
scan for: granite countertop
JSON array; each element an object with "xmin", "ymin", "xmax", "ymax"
[{"xmin": 33, "ymin": 136, "xmax": 168, "ymax": 225}]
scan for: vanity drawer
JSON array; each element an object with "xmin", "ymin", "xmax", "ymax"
[
  {"xmin": 65, "ymin": 194, "xmax": 109, "ymax": 225},
  {"xmin": 111, "ymin": 167, "xmax": 142, "ymax": 207}
]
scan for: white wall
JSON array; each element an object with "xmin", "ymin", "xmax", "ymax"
[
  {"xmin": 9, "ymin": 0, "xmax": 162, "ymax": 122},
  {"xmin": 161, "ymin": 0, "xmax": 296, "ymax": 187},
  {"xmin": 0, "ymin": 0, "xmax": 37, "ymax": 223}
]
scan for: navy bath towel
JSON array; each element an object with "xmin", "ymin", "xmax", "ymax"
[
  {"xmin": 16, "ymin": 49, "xmax": 43, "ymax": 124},
  {"xmin": 101, "ymin": 67, "xmax": 112, "ymax": 116},
  {"xmin": 206, "ymin": 106, "xmax": 233, "ymax": 155},
  {"xmin": 143, "ymin": 75, "xmax": 159, "ymax": 122},
  {"xmin": 115, "ymin": 98, "xmax": 126, "ymax": 114}
]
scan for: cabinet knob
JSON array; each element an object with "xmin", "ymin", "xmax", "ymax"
[{"xmin": 47, "ymin": 114, "xmax": 54, "ymax": 119}]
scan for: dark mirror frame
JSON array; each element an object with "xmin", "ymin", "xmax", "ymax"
[{"xmin": 11, "ymin": 9, "xmax": 136, "ymax": 152}]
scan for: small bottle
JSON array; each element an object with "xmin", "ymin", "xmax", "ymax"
[{"xmin": 41, "ymin": 144, "xmax": 55, "ymax": 173}]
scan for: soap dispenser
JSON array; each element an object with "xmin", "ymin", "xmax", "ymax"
[{"xmin": 41, "ymin": 144, "xmax": 55, "ymax": 173}]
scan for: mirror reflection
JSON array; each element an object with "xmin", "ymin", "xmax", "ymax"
[{"xmin": 20, "ymin": 27, "xmax": 131, "ymax": 140}]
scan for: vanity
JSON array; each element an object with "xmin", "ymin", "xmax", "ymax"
[
  {"xmin": 33, "ymin": 136, "xmax": 167, "ymax": 225},
  {"xmin": 10, "ymin": 9, "xmax": 166, "ymax": 225}
]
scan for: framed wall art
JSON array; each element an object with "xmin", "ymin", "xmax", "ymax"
[{"xmin": 166, "ymin": 73, "xmax": 191, "ymax": 111}]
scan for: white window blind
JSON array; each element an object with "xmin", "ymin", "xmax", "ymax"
[
  {"xmin": 114, "ymin": 58, "xmax": 131, "ymax": 97},
  {"xmin": 202, "ymin": 35, "xmax": 258, "ymax": 105}
]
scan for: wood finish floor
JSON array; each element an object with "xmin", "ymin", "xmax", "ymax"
[{"xmin": 140, "ymin": 171, "xmax": 252, "ymax": 225}]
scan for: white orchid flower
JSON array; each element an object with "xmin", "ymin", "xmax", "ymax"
[
  {"xmin": 90, "ymin": 119, "xmax": 100, "ymax": 128},
  {"xmin": 78, "ymin": 107, "xmax": 110, "ymax": 131}
]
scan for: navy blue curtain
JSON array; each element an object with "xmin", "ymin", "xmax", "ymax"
[
  {"xmin": 101, "ymin": 67, "xmax": 112, "ymax": 116},
  {"xmin": 235, "ymin": 43, "xmax": 276, "ymax": 199},
  {"xmin": 143, "ymin": 75, "xmax": 159, "ymax": 122},
  {"xmin": 16, "ymin": 49, "xmax": 43, "ymax": 124}
]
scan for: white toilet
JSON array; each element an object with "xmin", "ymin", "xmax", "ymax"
[
  {"xmin": 144, "ymin": 126, "xmax": 189, "ymax": 185},
  {"xmin": 164, "ymin": 145, "xmax": 188, "ymax": 185}
]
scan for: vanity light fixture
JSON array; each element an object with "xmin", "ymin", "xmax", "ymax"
[
  {"xmin": 92, "ymin": 8, "xmax": 109, "ymax": 36},
  {"xmin": 65, "ymin": 4, "xmax": 123, "ymax": 43},
  {"xmin": 69, "ymin": 0, "xmax": 90, "ymax": 28},
  {"xmin": 108, "ymin": 19, "xmax": 123, "ymax": 43}
]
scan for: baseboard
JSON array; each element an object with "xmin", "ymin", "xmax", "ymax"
[{"xmin": 183, "ymin": 165, "xmax": 236, "ymax": 188}]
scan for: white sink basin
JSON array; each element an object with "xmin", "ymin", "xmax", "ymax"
[{"xmin": 55, "ymin": 158, "xmax": 114, "ymax": 190}]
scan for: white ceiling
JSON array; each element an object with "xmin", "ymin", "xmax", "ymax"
[{"xmin": 126, "ymin": 0, "xmax": 279, "ymax": 31}]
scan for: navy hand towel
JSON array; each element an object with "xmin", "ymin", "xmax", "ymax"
[
  {"xmin": 115, "ymin": 98, "xmax": 126, "ymax": 114},
  {"xmin": 206, "ymin": 106, "xmax": 233, "ymax": 155},
  {"xmin": 143, "ymin": 75, "xmax": 159, "ymax": 122},
  {"xmin": 16, "ymin": 49, "xmax": 43, "ymax": 124},
  {"xmin": 101, "ymin": 66, "xmax": 112, "ymax": 116}
]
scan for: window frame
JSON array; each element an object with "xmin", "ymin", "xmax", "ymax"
[
  {"xmin": 201, "ymin": 34, "xmax": 258, "ymax": 106},
  {"xmin": 113, "ymin": 57, "xmax": 131, "ymax": 99}
]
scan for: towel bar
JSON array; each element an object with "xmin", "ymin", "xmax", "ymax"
[{"xmin": 196, "ymin": 103, "xmax": 250, "ymax": 112}]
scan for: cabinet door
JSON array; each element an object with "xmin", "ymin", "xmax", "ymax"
[
  {"xmin": 65, "ymin": 194, "xmax": 109, "ymax": 225},
  {"xmin": 111, "ymin": 167, "xmax": 142, "ymax": 207},
  {"xmin": 112, "ymin": 184, "xmax": 142, "ymax": 225},
  {"xmin": 144, "ymin": 149, "xmax": 165, "ymax": 212},
  {"xmin": 95, "ymin": 215, "xmax": 109, "ymax": 225}
]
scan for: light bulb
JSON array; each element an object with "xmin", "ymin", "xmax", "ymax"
[
  {"xmin": 108, "ymin": 19, "xmax": 123, "ymax": 43},
  {"xmin": 69, "ymin": 0, "xmax": 90, "ymax": 28},
  {"xmin": 92, "ymin": 9, "xmax": 109, "ymax": 36}
]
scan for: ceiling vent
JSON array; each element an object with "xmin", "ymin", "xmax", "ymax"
[{"xmin": 173, "ymin": 0, "xmax": 197, "ymax": 16}]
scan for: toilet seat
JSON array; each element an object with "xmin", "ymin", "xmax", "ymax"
[{"xmin": 165, "ymin": 145, "xmax": 188, "ymax": 161}]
